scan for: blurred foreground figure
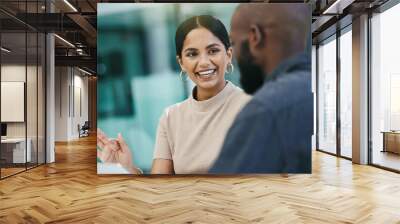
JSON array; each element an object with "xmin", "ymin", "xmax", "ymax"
[{"xmin": 210, "ymin": 3, "xmax": 313, "ymax": 173}]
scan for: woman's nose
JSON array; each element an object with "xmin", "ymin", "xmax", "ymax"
[{"xmin": 198, "ymin": 54, "xmax": 211, "ymax": 68}]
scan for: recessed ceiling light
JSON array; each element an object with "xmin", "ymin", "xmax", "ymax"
[
  {"xmin": 78, "ymin": 67, "xmax": 92, "ymax": 76},
  {"xmin": 54, "ymin": 34, "xmax": 75, "ymax": 48},
  {"xmin": 63, "ymin": 0, "xmax": 78, "ymax": 12},
  {"xmin": 323, "ymin": 0, "xmax": 354, "ymax": 15},
  {"xmin": 1, "ymin": 47, "xmax": 11, "ymax": 53}
]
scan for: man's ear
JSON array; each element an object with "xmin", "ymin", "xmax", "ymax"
[{"xmin": 248, "ymin": 24, "xmax": 264, "ymax": 51}]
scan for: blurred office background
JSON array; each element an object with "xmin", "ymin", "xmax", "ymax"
[{"xmin": 97, "ymin": 3, "xmax": 240, "ymax": 173}]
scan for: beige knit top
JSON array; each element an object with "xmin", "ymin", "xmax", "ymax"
[{"xmin": 153, "ymin": 81, "xmax": 251, "ymax": 174}]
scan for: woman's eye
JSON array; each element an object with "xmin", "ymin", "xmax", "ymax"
[
  {"xmin": 186, "ymin": 52, "xmax": 197, "ymax": 57},
  {"xmin": 209, "ymin": 48, "xmax": 220, "ymax": 55}
]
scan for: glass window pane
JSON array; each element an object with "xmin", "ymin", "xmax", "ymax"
[
  {"xmin": 1, "ymin": 1, "xmax": 46, "ymax": 179},
  {"xmin": 1, "ymin": 30, "xmax": 27, "ymax": 177},
  {"xmin": 371, "ymin": 3, "xmax": 400, "ymax": 171},
  {"xmin": 340, "ymin": 29, "xmax": 352, "ymax": 158},
  {"xmin": 318, "ymin": 37, "xmax": 337, "ymax": 154}
]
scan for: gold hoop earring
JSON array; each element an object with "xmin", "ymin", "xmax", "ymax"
[{"xmin": 226, "ymin": 63, "xmax": 234, "ymax": 74}]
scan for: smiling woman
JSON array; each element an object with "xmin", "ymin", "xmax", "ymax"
[
  {"xmin": 178, "ymin": 27, "xmax": 230, "ymax": 100},
  {"xmin": 175, "ymin": 16, "xmax": 232, "ymax": 101},
  {"xmin": 97, "ymin": 15, "xmax": 251, "ymax": 174}
]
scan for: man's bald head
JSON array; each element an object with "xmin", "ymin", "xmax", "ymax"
[
  {"xmin": 230, "ymin": 3, "xmax": 311, "ymax": 75},
  {"xmin": 232, "ymin": 4, "xmax": 310, "ymax": 49}
]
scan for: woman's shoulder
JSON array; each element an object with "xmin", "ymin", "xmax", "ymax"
[
  {"xmin": 229, "ymin": 83, "xmax": 252, "ymax": 104},
  {"xmin": 161, "ymin": 98, "xmax": 191, "ymax": 119}
]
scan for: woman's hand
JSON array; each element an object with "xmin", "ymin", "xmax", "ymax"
[{"xmin": 97, "ymin": 128, "xmax": 141, "ymax": 174}]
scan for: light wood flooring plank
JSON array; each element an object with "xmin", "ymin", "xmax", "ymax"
[{"xmin": 0, "ymin": 135, "xmax": 399, "ymax": 223}]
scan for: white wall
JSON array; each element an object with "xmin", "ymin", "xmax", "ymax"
[
  {"xmin": 54, "ymin": 67, "xmax": 89, "ymax": 141},
  {"xmin": 1, "ymin": 65, "xmax": 26, "ymax": 133},
  {"xmin": 76, "ymin": 71, "xmax": 89, "ymax": 138},
  {"xmin": 1, "ymin": 82, "xmax": 25, "ymax": 122},
  {"xmin": 55, "ymin": 67, "xmax": 69, "ymax": 141},
  {"xmin": 1, "ymin": 64, "xmax": 26, "ymax": 81}
]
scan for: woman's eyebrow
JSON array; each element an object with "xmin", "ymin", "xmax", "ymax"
[
  {"xmin": 184, "ymin": 48, "xmax": 198, "ymax": 52},
  {"xmin": 183, "ymin": 43, "xmax": 221, "ymax": 52},
  {"xmin": 206, "ymin": 43, "xmax": 222, "ymax": 48}
]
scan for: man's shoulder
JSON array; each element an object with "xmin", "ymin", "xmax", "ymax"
[
  {"xmin": 235, "ymin": 70, "xmax": 311, "ymax": 121},
  {"xmin": 254, "ymin": 71, "xmax": 311, "ymax": 108}
]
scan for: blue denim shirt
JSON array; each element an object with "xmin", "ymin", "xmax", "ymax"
[{"xmin": 209, "ymin": 52, "xmax": 313, "ymax": 173}]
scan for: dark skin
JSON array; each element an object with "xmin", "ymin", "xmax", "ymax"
[{"xmin": 230, "ymin": 3, "xmax": 310, "ymax": 77}]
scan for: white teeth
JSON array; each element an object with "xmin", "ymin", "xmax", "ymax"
[{"xmin": 198, "ymin": 69, "xmax": 215, "ymax": 76}]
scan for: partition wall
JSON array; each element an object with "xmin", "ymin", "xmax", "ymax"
[{"xmin": 0, "ymin": 0, "xmax": 46, "ymax": 179}]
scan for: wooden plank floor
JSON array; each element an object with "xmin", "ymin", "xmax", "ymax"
[
  {"xmin": 1, "ymin": 167, "xmax": 26, "ymax": 178},
  {"xmin": 1, "ymin": 135, "xmax": 400, "ymax": 223}
]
